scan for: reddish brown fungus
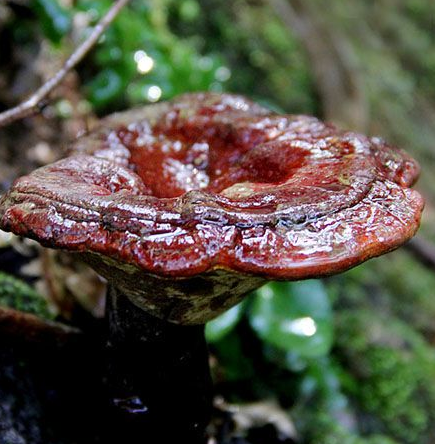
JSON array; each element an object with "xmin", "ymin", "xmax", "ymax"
[
  {"xmin": 0, "ymin": 92, "xmax": 424, "ymax": 442},
  {"xmin": 0, "ymin": 93, "xmax": 423, "ymax": 323}
]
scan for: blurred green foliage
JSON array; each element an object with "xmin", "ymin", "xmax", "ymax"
[
  {"xmin": 31, "ymin": 0, "xmax": 230, "ymax": 110},
  {"xmin": 206, "ymin": 300, "xmax": 246, "ymax": 343},
  {"xmin": 0, "ymin": 272, "xmax": 52, "ymax": 319},
  {"xmin": 33, "ymin": 0, "xmax": 71, "ymax": 43},
  {"xmin": 249, "ymin": 281, "xmax": 333, "ymax": 359},
  {"xmin": 208, "ymin": 281, "xmax": 333, "ymax": 360},
  {"xmin": 207, "ymin": 281, "xmax": 333, "ymax": 371},
  {"xmin": 170, "ymin": 0, "xmax": 317, "ymax": 113},
  {"xmin": 28, "ymin": 0, "xmax": 317, "ymax": 114}
]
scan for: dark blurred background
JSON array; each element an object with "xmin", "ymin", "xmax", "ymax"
[{"xmin": 1, "ymin": 1, "xmax": 435, "ymax": 443}]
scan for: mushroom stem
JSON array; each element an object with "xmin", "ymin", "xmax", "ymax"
[{"xmin": 105, "ymin": 286, "xmax": 212, "ymax": 443}]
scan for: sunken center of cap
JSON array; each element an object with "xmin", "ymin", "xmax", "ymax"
[{"xmin": 112, "ymin": 116, "xmax": 310, "ymax": 199}]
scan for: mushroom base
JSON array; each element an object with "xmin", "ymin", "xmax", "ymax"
[{"xmin": 105, "ymin": 286, "xmax": 212, "ymax": 443}]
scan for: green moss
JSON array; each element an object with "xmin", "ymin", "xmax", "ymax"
[
  {"xmin": 335, "ymin": 310, "xmax": 435, "ymax": 444},
  {"xmin": 0, "ymin": 272, "xmax": 53, "ymax": 319},
  {"xmin": 359, "ymin": 347, "xmax": 427, "ymax": 442}
]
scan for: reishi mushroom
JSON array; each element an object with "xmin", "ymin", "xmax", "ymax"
[{"xmin": 0, "ymin": 93, "xmax": 424, "ymax": 442}]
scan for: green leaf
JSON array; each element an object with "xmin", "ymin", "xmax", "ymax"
[
  {"xmin": 33, "ymin": 0, "xmax": 72, "ymax": 43},
  {"xmin": 249, "ymin": 281, "xmax": 333, "ymax": 358},
  {"xmin": 206, "ymin": 301, "xmax": 246, "ymax": 343}
]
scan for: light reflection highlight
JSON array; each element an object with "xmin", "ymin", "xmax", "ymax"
[
  {"xmin": 134, "ymin": 50, "xmax": 155, "ymax": 74},
  {"xmin": 147, "ymin": 85, "xmax": 162, "ymax": 102},
  {"xmin": 280, "ymin": 317, "xmax": 317, "ymax": 337}
]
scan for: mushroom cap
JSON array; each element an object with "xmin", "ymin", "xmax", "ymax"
[{"xmin": 0, "ymin": 93, "xmax": 424, "ymax": 324}]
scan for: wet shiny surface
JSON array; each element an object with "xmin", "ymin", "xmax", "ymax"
[{"xmin": 0, "ymin": 93, "xmax": 424, "ymax": 281}]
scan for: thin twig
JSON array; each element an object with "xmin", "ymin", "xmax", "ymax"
[{"xmin": 0, "ymin": 0, "xmax": 131, "ymax": 128}]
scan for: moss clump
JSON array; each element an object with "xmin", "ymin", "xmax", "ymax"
[
  {"xmin": 335, "ymin": 310, "xmax": 435, "ymax": 444},
  {"xmin": 0, "ymin": 272, "xmax": 53, "ymax": 319},
  {"xmin": 359, "ymin": 346, "xmax": 428, "ymax": 443}
]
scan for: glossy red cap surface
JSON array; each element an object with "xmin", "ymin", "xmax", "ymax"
[{"xmin": 0, "ymin": 93, "xmax": 424, "ymax": 281}]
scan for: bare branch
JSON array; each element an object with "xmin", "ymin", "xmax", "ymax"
[{"xmin": 0, "ymin": 0, "xmax": 131, "ymax": 128}]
